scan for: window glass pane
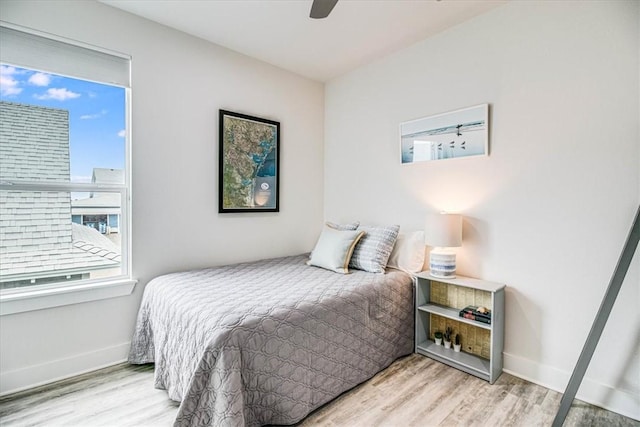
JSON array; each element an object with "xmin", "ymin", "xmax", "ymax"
[
  {"xmin": 0, "ymin": 30, "xmax": 130, "ymax": 299},
  {"xmin": 0, "ymin": 64, "xmax": 125, "ymax": 184},
  {"xmin": 0, "ymin": 189, "xmax": 124, "ymax": 290}
]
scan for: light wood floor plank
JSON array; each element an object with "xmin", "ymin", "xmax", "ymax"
[{"xmin": 0, "ymin": 354, "xmax": 637, "ymax": 427}]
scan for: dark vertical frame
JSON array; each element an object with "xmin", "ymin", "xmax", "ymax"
[{"xmin": 218, "ymin": 110, "xmax": 280, "ymax": 213}]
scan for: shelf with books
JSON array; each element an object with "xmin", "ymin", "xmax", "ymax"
[
  {"xmin": 417, "ymin": 303, "xmax": 492, "ymax": 331},
  {"xmin": 459, "ymin": 305, "xmax": 492, "ymax": 324},
  {"xmin": 414, "ymin": 272, "xmax": 505, "ymax": 384}
]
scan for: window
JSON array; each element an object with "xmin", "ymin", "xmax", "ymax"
[{"xmin": 0, "ymin": 24, "xmax": 133, "ymax": 313}]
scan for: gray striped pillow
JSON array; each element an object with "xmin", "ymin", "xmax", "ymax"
[
  {"xmin": 326, "ymin": 221, "xmax": 359, "ymax": 231},
  {"xmin": 349, "ymin": 224, "xmax": 400, "ymax": 273}
]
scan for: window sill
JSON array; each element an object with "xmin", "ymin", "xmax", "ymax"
[{"xmin": 0, "ymin": 279, "xmax": 137, "ymax": 316}]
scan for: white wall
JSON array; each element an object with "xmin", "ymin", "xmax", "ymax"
[
  {"xmin": 0, "ymin": 1, "xmax": 324, "ymax": 393},
  {"xmin": 325, "ymin": 0, "xmax": 639, "ymax": 419},
  {"xmin": 2, "ymin": 0, "xmax": 639, "ymax": 420}
]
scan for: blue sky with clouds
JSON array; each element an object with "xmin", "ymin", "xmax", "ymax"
[{"xmin": 0, "ymin": 64, "xmax": 125, "ymax": 183}]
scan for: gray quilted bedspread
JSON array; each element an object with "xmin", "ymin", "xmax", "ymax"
[{"xmin": 128, "ymin": 254, "xmax": 414, "ymax": 427}]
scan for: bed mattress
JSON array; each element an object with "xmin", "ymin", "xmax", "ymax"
[{"xmin": 129, "ymin": 254, "xmax": 414, "ymax": 426}]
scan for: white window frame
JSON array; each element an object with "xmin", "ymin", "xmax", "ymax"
[{"xmin": 0, "ymin": 22, "xmax": 135, "ymax": 315}]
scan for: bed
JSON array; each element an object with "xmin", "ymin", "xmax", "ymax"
[{"xmin": 129, "ymin": 254, "xmax": 414, "ymax": 427}]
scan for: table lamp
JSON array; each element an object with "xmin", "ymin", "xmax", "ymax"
[{"xmin": 425, "ymin": 212, "xmax": 462, "ymax": 278}]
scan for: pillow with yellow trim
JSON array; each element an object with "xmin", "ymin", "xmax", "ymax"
[{"xmin": 307, "ymin": 226, "xmax": 365, "ymax": 274}]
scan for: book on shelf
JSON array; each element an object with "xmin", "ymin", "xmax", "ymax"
[
  {"xmin": 459, "ymin": 306, "xmax": 491, "ymax": 324},
  {"xmin": 460, "ymin": 312, "xmax": 491, "ymax": 324},
  {"xmin": 460, "ymin": 305, "xmax": 491, "ymax": 317}
]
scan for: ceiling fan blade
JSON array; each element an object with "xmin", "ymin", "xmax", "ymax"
[{"xmin": 310, "ymin": 0, "xmax": 339, "ymax": 19}]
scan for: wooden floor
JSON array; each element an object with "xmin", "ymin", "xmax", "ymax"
[{"xmin": 0, "ymin": 354, "xmax": 637, "ymax": 426}]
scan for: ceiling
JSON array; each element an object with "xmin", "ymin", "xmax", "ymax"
[{"xmin": 101, "ymin": 0, "xmax": 506, "ymax": 82}]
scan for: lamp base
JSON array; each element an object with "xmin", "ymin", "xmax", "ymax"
[{"xmin": 429, "ymin": 249, "xmax": 457, "ymax": 279}]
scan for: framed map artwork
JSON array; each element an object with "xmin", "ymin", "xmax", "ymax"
[{"xmin": 219, "ymin": 110, "xmax": 280, "ymax": 213}]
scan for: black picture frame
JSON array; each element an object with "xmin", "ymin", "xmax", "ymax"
[{"xmin": 218, "ymin": 110, "xmax": 280, "ymax": 213}]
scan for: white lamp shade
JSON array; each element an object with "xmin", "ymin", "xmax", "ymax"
[{"xmin": 425, "ymin": 213, "xmax": 462, "ymax": 248}]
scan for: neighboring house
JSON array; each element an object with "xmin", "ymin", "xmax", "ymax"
[
  {"xmin": 0, "ymin": 101, "xmax": 121, "ymax": 288},
  {"xmin": 71, "ymin": 168, "xmax": 123, "ymax": 234}
]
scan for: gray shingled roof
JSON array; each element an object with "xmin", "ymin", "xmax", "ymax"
[
  {"xmin": 0, "ymin": 101, "xmax": 120, "ymax": 284},
  {"xmin": 0, "ymin": 229, "xmax": 119, "ymax": 282},
  {"xmin": 0, "ymin": 101, "xmax": 70, "ymax": 182},
  {"xmin": 92, "ymin": 168, "xmax": 124, "ymax": 185},
  {"xmin": 71, "ymin": 193, "xmax": 121, "ymax": 209},
  {"xmin": 90, "ymin": 168, "xmax": 124, "ymax": 198},
  {"xmin": 72, "ymin": 223, "xmax": 121, "ymax": 262}
]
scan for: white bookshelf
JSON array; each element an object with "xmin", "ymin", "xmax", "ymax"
[{"xmin": 414, "ymin": 272, "xmax": 505, "ymax": 384}]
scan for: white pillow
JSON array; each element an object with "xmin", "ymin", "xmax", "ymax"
[
  {"xmin": 307, "ymin": 226, "xmax": 365, "ymax": 274},
  {"xmin": 386, "ymin": 231, "xmax": 425, "ymax": 273}
]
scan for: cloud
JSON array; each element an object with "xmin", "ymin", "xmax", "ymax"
[
  {"xmin": 0, "ymin": 75, "xmax": 23, "ymax": 97},
  {"xmin": 34, "ymin": 88, "xmax": 80, "ymax": 101},
  {"xmin": 0, "ymin": 65, "xmax": 24, "ymax": 77},
  {"xmin": 28, "ymin": 72, "xmax": 51, "ymax": 87},
  {"xmin": 117, "ymin": 129, "xmax": 126, "ymax": 138},
  {"xmin": 0, "ymin": 65, "xmax": 24, "ymax": 97},
  {"xmin": 80, "ymin": 109, "xmax": 108, "ymax": 120},
  {"xmin": 80, "ymin": 113, "xmax": 100, "ymax": 120}
]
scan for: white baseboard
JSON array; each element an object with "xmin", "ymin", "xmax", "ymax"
[
  {"xmin": 504, "ymin": 352, "xmax": 640, "ymax": 421},
  {"xmin": 0, "ymin": 341, "xmax": 131, "ymax": 396},
  {"xmin": 2, "ymin": 345, "xmax": 637, "ymax": 422}
]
